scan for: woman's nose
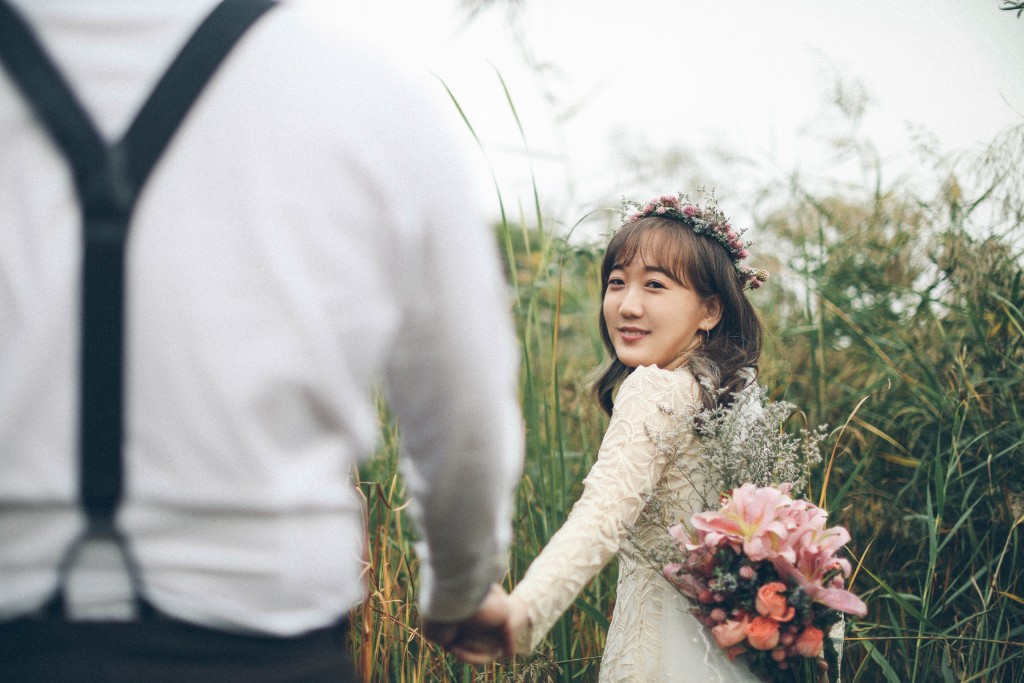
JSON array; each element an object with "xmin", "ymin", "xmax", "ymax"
[{"xmin": 618, "ymin": 286, "xmax": 642, "ymax": 317}]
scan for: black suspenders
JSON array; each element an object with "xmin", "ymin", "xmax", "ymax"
[{"xmin": 0, "ymin": 0, "xmax": 277, "ymax": 617}]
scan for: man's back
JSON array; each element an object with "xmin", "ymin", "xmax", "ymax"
[{"xmin": 0, "ymin": 0, "xmax": 522, "ymax": 639}]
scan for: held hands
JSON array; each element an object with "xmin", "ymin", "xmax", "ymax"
[
  {"xmin": 449, "ymin": 588, "xmax": 533, "ymax": 664},
  {"xmin": 422, "ymin": 585, "xmax": 534, "ymax": 665},
  {"xmin": 422, "ymin": 584, "xmax": 514, "ymax": 665}
]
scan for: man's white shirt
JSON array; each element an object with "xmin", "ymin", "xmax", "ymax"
[{"xmin": 0, "ymin": 0, "xmax": 523, "ymax": 635}]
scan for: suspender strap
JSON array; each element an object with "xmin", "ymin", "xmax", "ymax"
[
  {"xmin": 124, "ymin": 0, "xmax": 279, "ymax": 203},
  {"xmin": 0, "ymin": 1, "xmax": 109, "ymax": 212},
  {"xmin": 0, "ymin": 0, "xmax": 277, "ymax": 603}
]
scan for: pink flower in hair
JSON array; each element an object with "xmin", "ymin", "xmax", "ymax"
[{"xmin": 619, "ymin": 192, "xmax": 769, "ymax": 291}]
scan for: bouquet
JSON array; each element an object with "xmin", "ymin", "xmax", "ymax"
[
  {"xmin": 642, "ymin": 381, "xmax": 866, "ymax": 682},
  {"xmin": 664, "ymin": 483, "xmax": 866, "ymax": 681}
]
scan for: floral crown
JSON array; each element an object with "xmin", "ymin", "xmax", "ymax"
[{"xmin": 621, "ymin": 192, "xmax": 769, "ymax": 290}]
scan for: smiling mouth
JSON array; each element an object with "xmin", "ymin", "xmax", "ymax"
[{"xmin": 618, "ymin": 327, "xmax": 649, "ymax": 340}]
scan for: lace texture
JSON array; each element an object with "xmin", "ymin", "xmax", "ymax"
[{"xmin": 512, "ymin": 365, "xmax": 761, "ymax": 682}]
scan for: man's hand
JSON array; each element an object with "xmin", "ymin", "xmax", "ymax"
[{"xmin": 422, "ymin": 584, "xmax": 514, "ymax": 665}]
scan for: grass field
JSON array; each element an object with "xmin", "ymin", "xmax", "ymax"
[{"xmin": 349, "ymin": 119, "xmax": 1024, "ymax": 682}]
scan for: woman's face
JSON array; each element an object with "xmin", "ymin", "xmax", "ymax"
[{"xmin": 602, "ymin": 256, "xmax": 721, "ymax": 370}]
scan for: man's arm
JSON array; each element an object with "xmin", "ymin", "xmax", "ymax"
[{"xmin": 379, "ymin": 71, "xmax": 524, "ymax": 630}]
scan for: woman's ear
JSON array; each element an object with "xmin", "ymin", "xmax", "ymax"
[{"xmin": 701, "ymin": 295, "xmax": 723, "ymax": 332}]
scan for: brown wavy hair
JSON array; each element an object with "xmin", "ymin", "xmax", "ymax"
[{"xmin": 593, "ymin": 216, "xmax": 764, "ymax": 416}]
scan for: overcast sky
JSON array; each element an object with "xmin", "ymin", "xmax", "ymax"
[{"xmin": 314, "ymin": 0, "xmax": 1024, "ymax": 232}]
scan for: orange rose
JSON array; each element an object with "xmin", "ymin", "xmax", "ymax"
[
  {"xmin": 711, "ymin": 614, "xmax": 752, "ymax": 649},
  {"xmin": 793, "ymin": 626, "xmax": 825, "ymax": 657},
  {"xmin": 755, "ymin": 581, "xmax": 795, "ymax": 623},
  {"xmin": 745, "ymin": 616, "xmax": 781, "ymax": 650}
]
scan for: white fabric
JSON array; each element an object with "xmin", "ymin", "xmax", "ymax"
[
  {"xmin": 0, "ymin": 0, "xmax": 523, "ymax": 635},
  {"xmin": 512, "ymin": 366, "xmax": 760, "ymax": 681}
]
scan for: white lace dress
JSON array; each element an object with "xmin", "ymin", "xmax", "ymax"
[{"xmin": 511, "ymin": 365, "xmax": 762, "ymax": 682}]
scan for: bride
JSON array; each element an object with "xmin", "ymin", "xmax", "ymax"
[{"xmin": 507, "ymin": 194, "xmax": 769, "ymax": 681}]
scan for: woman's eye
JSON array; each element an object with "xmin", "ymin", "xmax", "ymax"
[
  {"xmin": 646, "ymin": 280, "xmax": 666, "ymax": 289},
  {"xmin": 607, "ymin": 277, "xmax": 624, "ymax": 287}
]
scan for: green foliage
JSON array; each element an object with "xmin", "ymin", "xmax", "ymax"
[
  {"xmin": 753, "ymin": 125, "xmax": 1024, "ymax": 681},
  {"xmin": 348, "ymin": 77, "xmax": 1023, "ymax": 680}
]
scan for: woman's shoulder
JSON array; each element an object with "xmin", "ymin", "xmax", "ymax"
[{"xmin": 616, "ymin": 365, "xmax": 699, "ymax": 411}]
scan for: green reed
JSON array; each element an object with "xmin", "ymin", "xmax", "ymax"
[{"xmin": 757, "ymin": 125, "xmax": 1024, "ymax": 681}]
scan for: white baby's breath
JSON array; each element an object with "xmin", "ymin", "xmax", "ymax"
[{"xmin": 651, "ymin": 380, "xmax": 827, "ymax": 511}]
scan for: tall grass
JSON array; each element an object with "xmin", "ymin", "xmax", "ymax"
[
  {"xmin": 347, "ymin": 81, "xmax": 1023, "ymax": 680},
  {"xmin": 756, "ymin": 125, "xmax": 1024, "ymax": 681}
]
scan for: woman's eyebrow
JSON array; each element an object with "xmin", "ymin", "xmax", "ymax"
[
  {"xmin": 642, "ymin": 264, "xmax": 675, "ymax": 278},
  {"xmin": 610, "ymin": 263, "xmax": 679, "ymax": 281}
]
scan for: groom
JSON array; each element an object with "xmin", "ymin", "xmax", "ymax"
[{"xmin": 0, "ymin": 0, "xmax": 522, "ymax": 679}]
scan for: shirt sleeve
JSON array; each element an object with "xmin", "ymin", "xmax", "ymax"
[
  {"xmin": 379, "ymin": 74, "xmax": 524, "ymax": 623},
  {"xmin": 510, "ymin": 365, "xmax": 698, "ymax": 652}
]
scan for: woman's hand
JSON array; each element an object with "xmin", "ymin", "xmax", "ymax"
[{"xmin": 507, "ymin": 594, "xmax": 533, "ymax": 655}]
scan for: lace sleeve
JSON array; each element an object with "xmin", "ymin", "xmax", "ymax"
[{"xmin": 511, "ymin": 365, "xmax": 698, "ymax": 652}]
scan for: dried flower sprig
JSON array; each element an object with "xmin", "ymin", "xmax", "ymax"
[{"xmin": 648, "ymin": 381, "xmax": 828, "ymax": 511}]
